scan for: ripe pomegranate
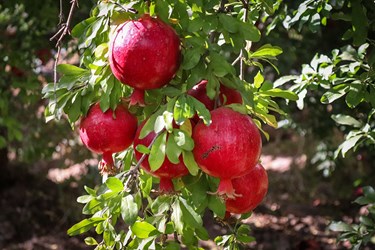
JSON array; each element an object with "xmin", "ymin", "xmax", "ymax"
[
  {"xmin": 226, "ymin": 163, "xmax": 268, "ymax": 214},
  {"xmin": 192, "ymin": 107, "xmax": 262, "ymax": 198},
  {"xmin": 188, "ymin": 80, "xmax": 242, "ymax": 109},
  {"xmin": 109, "ymin": 14, "xmax": 181, "ymax": 106},
  {"xmin": 187, "ymin": 80, "xmax": 242, "ymax": 122},
  {"xmin": 79, "ymin": 103, "xmax": 138, "ymax": 175},
  {"xmin": 133, "ymin": 121, "xmax": 189, "ymax": 192}
]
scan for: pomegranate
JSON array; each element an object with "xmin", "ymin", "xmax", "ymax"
[
  {"xmin": 188, "ymin": 80, "xmax": 242, "ymax": 109},
  {"xmin": 226, "ymin": 163, "xmax": 268, "ymax": 214},
  {"xmin": 109, "ymin": 14, "xmax": 181, "ymax": 106},
  {"xmin": 192, "ymin": 107, "xmax": 262, "ymax": 198},
  {"xmin": 79, "ymin": 103, "xmax": 138, "ymax": 174},
  {"xmin": 133, "ymin": 121, "xmax": 189, "ymax": 192},
  {"xmin": 187, "ymin": 80, "xmax": 242, "ymax": 122}
]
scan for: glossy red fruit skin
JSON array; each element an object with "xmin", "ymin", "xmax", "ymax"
[
  {"xmin": 187, "ymin": 80, "xmax": 242, "ymax": 110},
  {"xmin": 226, "ymin": 164, "xmax": 268, "ymax": 214},
  {"xmin": 109, "ymin": 15, "xmax": 181, "ymax": 90},
  {"xmin": 79, "ymin": 103, "xmax": 138, "ymax": 155},
  {"xmin": 133, "ymin": 121, "xmax": 189, "ymax": 180},
  {"xmin": 192, "ymin": 107, "xmax": 262, "ymax": 180}
]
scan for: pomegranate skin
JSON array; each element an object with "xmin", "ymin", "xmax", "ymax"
[
  {"xmin": 192, "ymin": 107, "xmax": 262, "ymax": 180},
  {"xmin": 79, "ymin": 103, "xmax": 138, "ymax": 155},
  {"xmin": 109, "ymin": 15, "xmax": 181, "ymax": 90},
  {"xmin": 226, "ymin": 164, "xmax": 268, "ymax": 214},
  {"xmin": 133, "ymin": 121, "xmax": 189, "ymax": 179}
]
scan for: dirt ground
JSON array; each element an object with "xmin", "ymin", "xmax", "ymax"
[{"xmin": 0, "ymin": 142, "xmax": 374, "ymax": 250}]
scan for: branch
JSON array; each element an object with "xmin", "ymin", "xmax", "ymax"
[
  {"xmin": 50, "ymin": 0, "xmax": 79, "ymax": 112},
  {"xmin": 109, "ymin": 1, "xmax": 138, "ymax": 14},
  {"xmin": 239, "ymin": 0, "xmax": 249, "ymax": 80}
]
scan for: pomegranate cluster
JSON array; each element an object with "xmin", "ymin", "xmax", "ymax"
[
  {"xmin": 79, "ymin": 14, "xmax": 267, "ymax": 215},
  {"xmin": 189, "ymin": 80, "xmax": 268, "ymax": 214}
]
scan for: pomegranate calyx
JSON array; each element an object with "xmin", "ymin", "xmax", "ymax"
[
  {"xmin": 129, "ymin": 89, "xmax": 146, "ymax": 107},
  {"xmin": 98, "ymin": 152, "xmax": 117, "ymax": 175},
  {"xmin": 216, "ymin": 179, "xmax": 242, "ymax": 200},
  {"xmin": 159, "ymin": 178, "xmax": 175, "ymax": 193}
]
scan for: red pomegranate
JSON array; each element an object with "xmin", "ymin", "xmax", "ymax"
[
  {"xmin": 109, "ymin": 14, "xmax": 181, "ymax": 106},
  {"xmin": 79, "ymin": 103, "xmax": 138, "ymax": 174},
  {"xmin": 133, "ymin": 121, "xmax": 189, "ymax": 192},
  {"xmin": 192, "ymin": 107, "xmax": 262, "ymax": 198},
  {"xmin": 226, "ymin": 163, "xmax": 268, "ymax": 214},
  {"xmin": 187, "ymin": 80, "xmax": 242, "ymax": 122},
  {"xmin": 188, "ymin": 80, "xmax": 243, "ymax": 110}
]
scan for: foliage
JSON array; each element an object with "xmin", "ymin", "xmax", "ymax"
[
  {"xmin": 330, "ymin": 186, "xmax": 375, "ymax": 250},
  {"xmin": 0, "ymin": 1, "xmax": 92, "ymax": 163},
  {"xmin": 42, "ymin": 0, "xmax": 300, "ymax": 248},
  {"xmin": 269, "ymin": 0, "xmax": 375, "ymax": 248}
]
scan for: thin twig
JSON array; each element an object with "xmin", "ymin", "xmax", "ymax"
[
  {"xmin": 50, "ymin": 0, "xmax": 79, "ymax": 115},
  {"xmin": 239, "ymin": 0, "xmax": 249, "ymax": 80},
  {"xmin": 109, "ymin": 0, "xmax": 138, "ymax": 14},
  {"xmin": 125, "ymin": 130, "xmax": 163, "ymax": 177}
]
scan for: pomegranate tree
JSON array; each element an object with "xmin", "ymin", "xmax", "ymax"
[
  {"xmin": 79, "ymin": 103, "xmax": 138, "ymax": 174},
  {"xmin": 133, "ymin": 121, "xmax": 189, "ymax": 192},
  {"xmin": 226, "ymin": 163, "xmax": 268, "ymax": 214},
  {"xmin": 192, "ymin": 107, "xmax": 262, "ymax": 198},
  {"xmin": 109, "ymin": 14, "xmax": 181, "ymax": 106}
]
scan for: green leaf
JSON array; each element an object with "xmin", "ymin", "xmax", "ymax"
[
  {"xmin": 210, "ymin": 52, "xmax": 234, "ymax": 77},
  {"xmin": 105, "ymin": 177, "xmax": 124, "ymax": 193},
  {"xmin": 166, "ymin": 135, "xmax": 182, "ymax": 164},
  {"xmin": 182, "ymin": 151, "xmax": 199, "ymax": 176},
  {"xmin": 331, "ymin": 114, "xmax": 362, "ymax": 128},
  {"xmin": 208, "ymin": 195, "xmax": 226, "ymax": 218},
  {"xmin": 121, "ymin": 195, "xmax": 138, "ymax": 225},
  {"xmin": 173, "ymin": 129, "xmax": 194, "ymax": 151},
  {"xmin": 329, "ymin": 222, "xmax": 352, "ymax": 232},
  {"xmin": 183, "ymin": 48, "xmax": 202, "ymax": 70},
  {"xmin": 250, "ymin": 44, "xmax": 283, "ymax": 58},
  {"xmin": 254, "ymin": 71, "xmax": 264, "ymax": 88},
  {"xmin": 151, "ymin": 195, "xmax": 172, "ymax": 214},
  {"xmin": 337, "ymin": 134, "xmax": 364, "ymax": 157},
  {"xmin": 174, "ymin": 95, "xmax": 195, "ymax": 124},
  {"xmin": 77, "ymin": 195, "xmax": 93, "ymax": 204},
  {"xmin": 188, "ymin": 96, "xmax": 211, "ymax": 125},
  {"xmin": 57, "ymin": 64, "xmax": 87, "ymax": 76},
  {"xmin": 179, "ymin": 197, "xmax": 203, "ymax": 228},
  {"xmin": 260, "ymin": 89, "xmax": 298, "ymax": 101},
  {"xmin": 240, "ymin": 21, "xmax": 260, "ymax": 42},
  {"xmin": 71, "ymin": 17, "xmax": 95, "ymax": 38},
  {"xmin": 140, "ymin": 109, "xmax": 163, "ymax": 139},
  {"xmin": 131, "ymin": 221, "xmax": 157, "ymax": 239},
  {"xmin": 351, "ymin": 0, "xmax": 368, "ymax": 46},
  {"xmin": 84, "ymin": 237, "xmax": 98, "ymax": 246},
  {"xmin": 149, "ymin": 131, "xmax": 167, "ymax": 171},
  {"xmin": 219, "ymin": 14, "xmax": 239, "ymax": 33},
  {"xmin": 273, "ymin": 75, "xmax": 298, "ymax": 87},
  {"xmin": 237, "ymin": 234, "xmax": 255, "ymax": 243},
  {"xmin": 136, "ymin": 144, "xmax": 150, "ymax": 154},
  {"xmin": 321, "ymin": 85, "xmax": 349, "ymax": 104},
  {"xmin": 67, "ymin": 217, "xmax": 105, "ymax": 236},
  {"xmin": 171, "ymin": 200, "xmax": 183, "ymax": 234}
]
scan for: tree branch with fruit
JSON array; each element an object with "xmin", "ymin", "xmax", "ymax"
[{"xmin": 43, "ymin": 0, "xmax": 298, "ymax": 248}]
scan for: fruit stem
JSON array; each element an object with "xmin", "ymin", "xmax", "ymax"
[
  {"xmin": 159, "ymin": 178, "xmax": 175, "ymax": 193},
  {"xmin": 129, "ymin": 88, "xmax": 145, "ymax": 107}
]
